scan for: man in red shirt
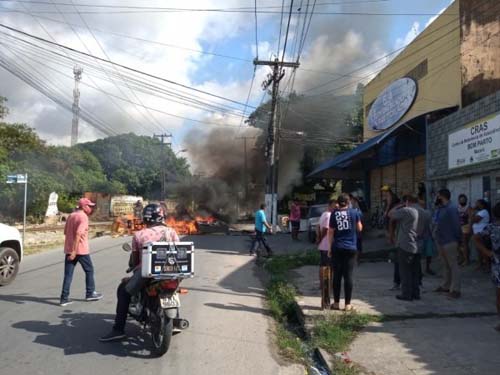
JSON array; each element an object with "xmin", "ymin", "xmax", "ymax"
[{"xmin": 60, "ymin": 198, "xmax": 103, "ymax": 306}]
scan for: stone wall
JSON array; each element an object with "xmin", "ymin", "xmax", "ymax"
[{"xmin": 460, "ymin": 0, "xmax": 500, "ymax": 106}]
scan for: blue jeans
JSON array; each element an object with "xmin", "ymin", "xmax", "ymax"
[
  {"xmin": 60, "ymin": 254, "xmax": 96, "ymax": 300},
  {"xmin": 251, "ymin": 230, "xmax": 271, "ymax": 255}
]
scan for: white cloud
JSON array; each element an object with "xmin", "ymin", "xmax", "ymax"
[
  {"xmin": 394, "ymin": 21, "xmax": 421, "ymax": 50},
  {"xmin": 0, "ymin": 0, "xmax": 255, "ymax": 145}
]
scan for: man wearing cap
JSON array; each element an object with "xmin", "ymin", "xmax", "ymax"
[{"xmin": 59, "ymin": 197, "xmax": 103, "ymax": 306}]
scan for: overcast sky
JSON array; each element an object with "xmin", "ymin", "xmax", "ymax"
[{"xmin": 0, "ymin": 0, "xmax": 454, "ymax": 150}]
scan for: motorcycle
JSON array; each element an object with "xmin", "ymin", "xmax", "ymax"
[{"xmin": 122, "ymin": 242, "xmax": 190, "ymax": 357}]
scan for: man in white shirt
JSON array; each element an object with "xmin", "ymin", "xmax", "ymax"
[{"xmin": 316, "ymin": 200, "xmax": 336, "ymax": 310}]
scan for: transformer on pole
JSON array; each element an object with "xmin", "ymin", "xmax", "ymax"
[{"xmin": 71, "ymin": 65, "xmax": 83, "ymax": 146}]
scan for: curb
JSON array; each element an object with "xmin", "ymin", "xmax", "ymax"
[{"xmin": 292, "ymin": 296, "xmax": 334, "ymax": 374}]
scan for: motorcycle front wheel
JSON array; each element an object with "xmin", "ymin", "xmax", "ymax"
[{"xmin": 150, "ymin": 309, "xmax": 173, "ymax": 357}]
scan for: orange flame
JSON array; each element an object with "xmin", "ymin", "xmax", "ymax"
[{"xmin": 165, "ymin": 215, "xmax": 216, "ymax": 235}]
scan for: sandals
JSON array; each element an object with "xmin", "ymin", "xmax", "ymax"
[
  {"xmin": 330, "ymin": 303, "xmax": 341, "ymax": 310},
  {"xmin": 344, "ymin": 304, "xmax": 355, "ymax": 312},
  {"xmin": 329, "ymin": 303, "xmax": 356, "ymax": 312}
]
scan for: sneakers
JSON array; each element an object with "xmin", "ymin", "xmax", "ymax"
[
  {"xmin": 447, "ymin": 291, "xmax": 461, "ymax": 299},
  {"xmin": 434, "ymin": 286, "xmax": 450, "ymax": 293},
  {"xmin": 389, "ymin": 283, "xmax": 400, "ymax": 291},
  {"xmin": 99, "ymin": 329, "xmax": 126, "ymax": 342},
  {"xmin": 396, "ymin": 295, "xmax": 413, "ymax": 301},
  {"xmin": 86, "ymin": 291, "xmax": 103, "ymax": 301},
  {"xmin": 59, "ymin": 299, "xmax": 73, "ymax": 307}
]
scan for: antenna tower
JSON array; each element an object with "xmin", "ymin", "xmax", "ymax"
[{"xmin": 71, "ymin": 65, "xmax": 83, "ymax": 146}]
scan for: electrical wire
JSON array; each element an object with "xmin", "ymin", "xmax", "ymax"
[
  {"xmin": 0, "ymin": 47, "xmax": 117, "ymax": 136},
  {"xmin": 14, "ymin": 0, "xmax": 136, "ymax": 134},
  {"xmin": 254, "ymin": 0, "xmax": 259, "ymax": 60},
  {"xmin": 0, "ymin": 22, "xmax": 256, "ymax": 110},
  {"xmin": 280, "ymin": 0, "xmax": 294, "ymax": 63},
  {"xmin": 0, "ymin": 1, "xmax": 391, "ymax": 11},
  {"xmin": 301, "ymin": 15, "xmax": 461, "ymax": 95},
  {"xmin": 0, "ymin": 5, "xmax": 457, "ymax": 17},
  {"xmin": 0, "ymin": 35, "xmax": 249, "ymax": 119},
  {"xmin": 67, "ymin": 0, "xmax": 165, "ymax": 132}
]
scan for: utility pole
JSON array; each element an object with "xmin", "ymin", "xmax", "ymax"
[
  {"xmin": 153, "ymin": 133, "xmax": 172, "ymax": 201},
  {"xmin": 254, "ymin": 58, "xmax": 299, "ymax": 229},
  {"xmin": 71, "ymin": 65, "xmax": 83, "ymax": 147}
]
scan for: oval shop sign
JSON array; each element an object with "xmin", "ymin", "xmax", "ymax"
[{"xmin": 367, "ymin": 77, "xmax": 417, "ymax": 131}]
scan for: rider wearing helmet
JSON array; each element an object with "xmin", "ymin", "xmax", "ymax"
[{"xmin": 100, "ymin": 203, "xmax": 179, "ymax": 342}]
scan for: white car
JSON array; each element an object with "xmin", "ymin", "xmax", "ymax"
[
  {"xmin": 0, "ymin": 223, "xmax": 23, "ymax": 286},
  {"xmin": 306, "ymin": 204, "xmax": 329, "ymax": 243}
]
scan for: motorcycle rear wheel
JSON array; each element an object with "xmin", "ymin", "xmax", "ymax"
[{"xmin": 150, "ymin": 309, "xmax": 173, "ymax": 357}]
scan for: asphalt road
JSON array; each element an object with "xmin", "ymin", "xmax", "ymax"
[{"xmin": 0, "ymin": 235, "xmax": 303, "ymax": 375}]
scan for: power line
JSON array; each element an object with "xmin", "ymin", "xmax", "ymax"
[
  {"xmin": 14, "ymin": 0, "xmax": 138, "ymax": 135},
  {"xmin": 1, "ymin": 6, "xmax": 254, "ymax": 63},
  {"xmin": 0, "ymin": 47, "xmax": 117, "ymax": 136},
  {"xmin": 0, "ymin": 0, "xmax": 391, "ymax": 10},
  {"xmin": 277, "ymin": 0, "xmax": 285, "ymax": 56},
  {"xmin": 0, "ymin": 22, "xmax": 256, "ymax": 110},
  {"xmin": 46, "ymin": 0, "xmax": 152, "ymax": 133},
  {"xmin": 281, "ymin": 0, "xmax": 294, "ymax": 63},
  {"xmin": 254, "ymin": 0, "xmax": 259, "ymax": 60},
  {"xmin": 0, "ymin": 39, "xmax": 249, "ymax": 128},
  {"xmin": 67, "ymin": 0, "xmax": 165, "ymax": 132},
  {"xmin": 301, "ymin": 14, "xmax": 461, "ymax": 95},
  {"xmin": 0, "ymin": 35, "xmax": 259, "ymax": 133},
  {"xmin": 3, "ymin": 4, "xmax": 434, "ymax": 80},
  {"xmin": 297, "ymin": 0, "xmax": 317, "ymax": 62},
  {"xmin": 0, "ymin": 4, "xmax": 457, "ymax": 17},
  {"xmin": 237, "ymin": 69, "xmax": 257, "ymax": 133},
  {"xmin": 0, "ymin": 31, "xmax": 249, "ymax": 118}
]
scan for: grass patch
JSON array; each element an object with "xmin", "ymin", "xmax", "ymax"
[
  {"xmin": 264, "ymin": 251, "xmax": 320, "ymax": 276},
  {"xmin": 331, "ymin": 360, "xmax": 360, "ymax": 375},
  {"xmin": 264, "ymin": 252, "xmax": 320, "ymax": 364},
  {"xmin": 275, "ymin": 324, "xmax": 308, "ymax": 364},
  {"xmin": 312, "ymin": 314, "xmax": 380, "ymax": 353},
  {"xmin": 263, "ymin": 252, "xmax": 379, "ymax": 373}
]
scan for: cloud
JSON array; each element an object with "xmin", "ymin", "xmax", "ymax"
[{"xmin": 0, "ymin": 0, "xmax": 455, "ymax": 148}]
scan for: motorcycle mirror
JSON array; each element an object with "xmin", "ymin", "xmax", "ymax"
[{"xmin": 122, "ymin": 243, "xmax": 132, "ymax": 252}]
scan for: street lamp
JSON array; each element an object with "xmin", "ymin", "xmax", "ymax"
[{"xmin": 6, "ymin": 173, "xmax": 28, "ymax": 246}]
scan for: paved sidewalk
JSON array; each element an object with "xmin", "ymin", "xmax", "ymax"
[{"xmin": 291, "ymin": 260, "xmax": 500, "ymax": 375}]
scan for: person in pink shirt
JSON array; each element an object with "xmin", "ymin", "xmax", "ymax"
[
  {"xmin": 290, "ymin": 199, "xmax": 302, "ymax": 241},
  {"xmin": 100, "ymin": 203, "xmax": 180, "ymax": 342},
  {"xmin": 316, "ymin": 200, "xmax": 336, "ymax": 310},
  {"xmin": 60, "ymin": 198, "xmax": 103, "ymax": 306}
]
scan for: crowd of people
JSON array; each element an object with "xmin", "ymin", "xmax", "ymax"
[{"xmin": 310, "ymin": 186, "xmax": 500, "ymax": 331}]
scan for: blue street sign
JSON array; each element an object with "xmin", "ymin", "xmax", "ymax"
[{"xmin": 6, "ymin": 175, "xmax": 17, "ymax": 184}]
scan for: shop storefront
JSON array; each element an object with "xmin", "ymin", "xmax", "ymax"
[
  {"xmin": 308, "ymin": 0, "xmax": 500, "ymax": 211},
  {"xmin": 427, "ymin": 92, "xmax": 500, "ymax": 206}
]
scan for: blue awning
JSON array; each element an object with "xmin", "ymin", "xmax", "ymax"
[
  {"xmin": 308, "ymin": 132, "xmax": 385, "ymax": 177},
  {"xmin": 307, "ymin": 106, "xmax": 458, "ymax": 179},
  {"xmin": 307, "ymin": 113, "xmax": 432, "ymax": 178}
]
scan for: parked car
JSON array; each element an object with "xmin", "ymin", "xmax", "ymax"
[
  {"xmin": 306, "ymin": 204, "xmax": 328, "ymax": 243},
  {"xmin": 0, "ymin": 223, "xmax": 23, "ymax": 286}
]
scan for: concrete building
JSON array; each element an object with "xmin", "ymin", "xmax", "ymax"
[{"xmin": 309, "ymin": 0, "xmax": 500, "ymax": 210}]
